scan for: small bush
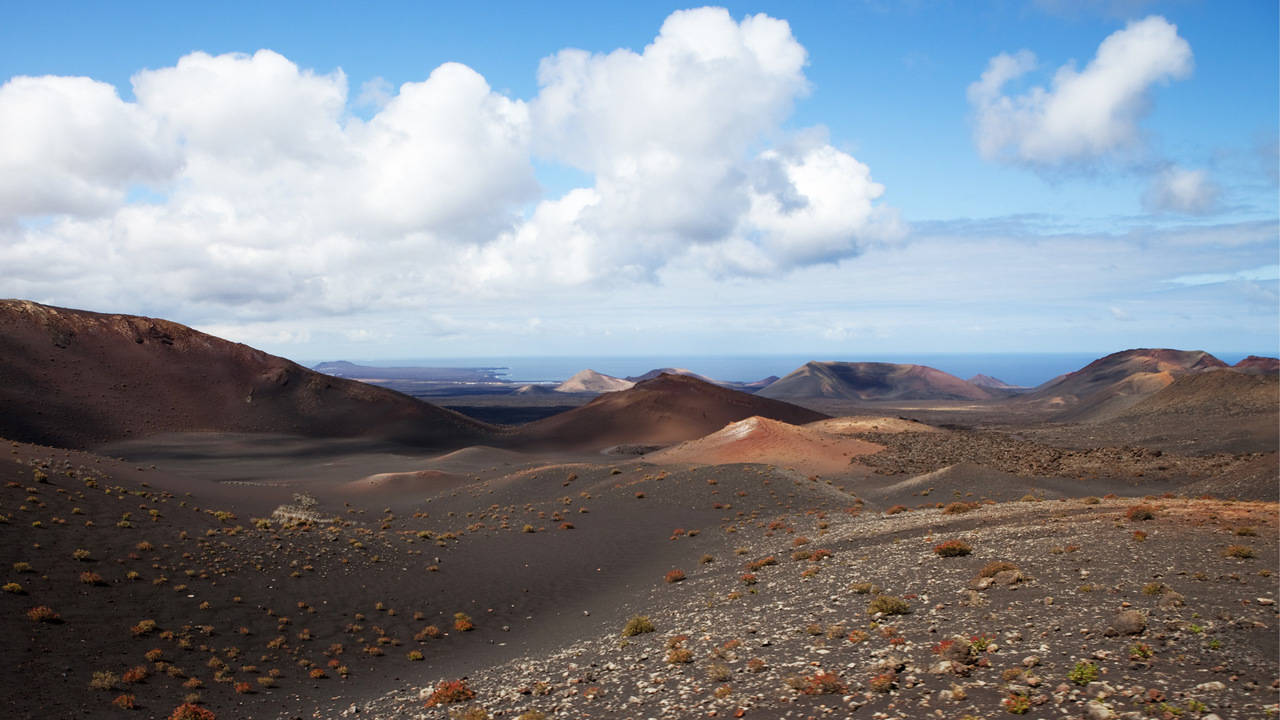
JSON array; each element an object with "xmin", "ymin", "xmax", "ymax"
[
  {"xmin": 27, "ymin": 605, "xmax": 59, "ymax": 623},
  {"xmin": 943, "ymin": 502, "xmax": 976, "ymax": 514},
  {"xmin": 740, "ymin": 573, "xmax": 758, "ymax": 585},
  {"xmin": 90, "ymin": 671, "xmax": 120, "ymax": 690},
  {"xmin": 934, "ymin": 540, "xmax": 972, "ymax": 557},
  {"xmin": 132, "ymin": 619, "xmax": 158, "ymax": 636},
  {"xmin": 122, "ymin": 666, "xmax": 148, "ymax": 683},
  {"xmin": 1125, "ymin": 505, "xmax": 1155, "ymax": 521},
  {"xmin": 666, "ymin": 647, "xmax": 693, "ymax": 664},
  {"xmin": 978, "ymin": 561, "xmax": 1018, "ymax": 578},
  {"xmin": 2, "ymin": 582, "xmax": 23, "ymax": 594},
  {"xmin": 622, "ymin": 615, "xmax": 655, "ymax": 636},
  {"xmin": 800, "ymin": 671, "xmax": 846, "ymax": 695},
  {"xmin": 1068, "ymin": 660, "xmax": 1099, "ymax": 685},
  {"xmin": 407, "ymin": 650, "xmax": 423, "ymax": 661},
  {"xmin": 73, "ymin": 549, "xmax": 92, "ymax": 561},
  {"xmin": 1224, "ymin": 544, "xmax": 1255, "ymax": 559},
  {"xmin": 885, "ymin": 505, "xmax": 908, "ymax": 515},
  {"xmin": 1003, "ymin": 692, "xmax": 1030, "ymax": 714},
  {"xmin": 168, "ymin": 704, "xmax": 216, "ymax": 720},
  {"xmin": 112, "ymin": 694, "xmax": 136, "ymax": 709},
  {"xmin": 234, "ymin": 681, "xmax": 252, "ymax": 694},
  {"xmin": 1235, "ymin": 526, "xmax": 1257, "ymax": 537},
  {"xmin": 664, "ymin": 569, "xmax": 686, "ymax": 583},
  {"xmin": 453, "ymin": 612, "xmax": 474, "ymax": 632},
  {"xmin": 868, "ymin": 595, "xmax": 910, "ymax": 616},
  {"xmin": 745, "ymin": 556, "xmax": 777, "ymax": 571},
  {"xmin": 867, "ymin": 671, "xmax": 895, "ymax": 693},
  {"xmin": 423, "ymin": 678, "xmax": 475, "ymax": 707}
]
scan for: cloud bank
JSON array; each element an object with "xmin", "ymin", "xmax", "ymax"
[{"xmin": 0, "ymin": 8, "xmax": 900, "ymax": 319}]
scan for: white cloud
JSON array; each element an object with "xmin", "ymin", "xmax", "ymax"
[
  {"xmin": 969, "ymin": 15, "xmax": 1192, "ymax": 167},
  {"xmin": 1143, "ymin": 165, "xmax": 1219, "ymax": 214},
  {"xmin": 0, "ymin": 8, "xmax": 897, "ymax": 322},
  {"xmin": 0, "ymin": 75, "xmax": 180, "ymax": 219},
  {"xmin": 494, "ymin": 6, "xmax": 897, "ymax": 284}
]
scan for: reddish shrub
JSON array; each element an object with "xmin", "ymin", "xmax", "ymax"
[
  {"xmin": 423, "ymin": 678, "xmax": 475, "ymax": 707},
  {"xmin": 801, "ymin": 671, "xmax": 846, "ymax": 695},
  {"xmin": 933, "ymin": 539, "xmax": 972, "ymax": 557},
  {"xmin": 1126, "ymin": 505, "xmax": 1155, "ymax": 521},
  {"xmin": 664, "ymin": 569, "xmax": 686, "ymax": 583},
  {"xmin": 26, "ymin": 605, "xmax": 60, "ymax": 623},
  {"xmin": 168, "ymin": 704, "xmax": 216, "ymax": 720}
]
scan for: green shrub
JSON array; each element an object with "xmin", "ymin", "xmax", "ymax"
[
  {"xmin": 868, "ymin": 595, "xmax": 910, "ymax": 616},
  {"xmin": 621, "ymin": 615, "xmax": 655, "ymax": 637}
]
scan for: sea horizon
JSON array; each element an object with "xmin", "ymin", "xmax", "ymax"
[{"xmin": 295, "ymin": 351, "xmax": 1267, "ymax": 389}]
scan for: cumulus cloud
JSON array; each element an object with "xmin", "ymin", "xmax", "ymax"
[
  {"xmin": 0, "ymin": 75, "xmax": 180, "ymax": 219},
  {"xmin": 494, "ymin": 6, "xmax": 899, "ymax": 284},
  {"xmin": 968, "ymin": 15, "xmax": 1192, "ymax": 167},
  {"xmin": 0, "ymin": 8, "xmax": 898, "ymax": 321},
  {"xmin": 1143, "ymin": 165, "xmax": 1219, "ymax": 214}
]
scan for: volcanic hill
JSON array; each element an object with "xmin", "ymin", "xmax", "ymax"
[
  {"xmin": 514, "ymin": 373, "xmax": 827, "ymax": 450},
  {"xmin": 1234, "ymin": 355, "xmax": 1280, "ymax": 374},
  {"xmin": 1024, "ymin": 348, "xmax": 1228, "ymax": 420},
  {"xmin": 0, "ymin": 300, "xmax": 492, "ymax": 449},
  {"xmin": 554, "ymin": 369, "xmax": 635, "ymax": 393},
  {"xmin": 758, "ymin": 361, "xmax": 997, "ymax": 402},
  {"xmin": 646, "ymin": 415, "xmax": 883, "ymax": 475}
]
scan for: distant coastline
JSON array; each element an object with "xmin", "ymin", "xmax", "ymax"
[{"xmin": 298, "ymin": 352, "xmax": 1267, "ymax": 389}]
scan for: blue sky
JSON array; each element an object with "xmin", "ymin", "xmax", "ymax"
[{"xmin": 0, "ymin": 1, "xmax": 1276, "ymax": 360}]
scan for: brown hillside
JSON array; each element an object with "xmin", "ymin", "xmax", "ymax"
[
  {"xmin": 1024, "ymin": 348, "xmax": 1227, "ymax": 421},
  {"xmin": 0, "ymin": 299, "xmax": 493, "ymax": 449},
  {"xmin": 1116, "ymin": 368, "xmax": 1278, "ymax": 418},
  {"xmin": 513, "ymin": 373, "xmax": 827, "ymax": 450},
  {"xmin": 1235, "ymin": 355, "xmax": 1280, "ymax": 374},
  {"xmin": 758, "ymin": 361, "xmax": 996, "ymax": 401}
]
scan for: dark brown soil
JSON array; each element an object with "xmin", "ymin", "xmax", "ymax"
[{"xmin": 0, "ymin": 300, "xmax": 492, "ymax": 449}]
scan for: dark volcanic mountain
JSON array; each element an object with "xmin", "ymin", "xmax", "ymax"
[
  {"xmin": 757, "ymin": 361, "xmax": 997, "ymax": 402},
  {"xmin": 1234, "ymin": 355, "xmax": 1280, "ymax": 374},
  {"xmin": 1024, "ymin": 348, "xmax": 1228, "ymax": 421},
  {"xmin": 514, "ymin": 373, "xmax": 827, "ymax": 450},
  {"xmin": 0, "ymin": 300, "xmax": 493, "ymax": 449}
]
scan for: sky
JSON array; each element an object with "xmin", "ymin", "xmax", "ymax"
[{"xmin": 0, "ymin": 0, "xmax": 1276, "ymax": 362}]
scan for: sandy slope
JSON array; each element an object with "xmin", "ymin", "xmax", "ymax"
[{"xmin": 647, "ymin": 416, "xmax": 883, "ymax": 475}]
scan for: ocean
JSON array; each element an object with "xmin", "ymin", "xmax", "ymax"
[{"xmin": 312, "ymin": 352, "xmax": 1259, "ymax": 388}]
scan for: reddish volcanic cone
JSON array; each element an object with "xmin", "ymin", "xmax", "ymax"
[{"xmin": 513, "ymin": 373, "xmax": 827, "ymax": 451}]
